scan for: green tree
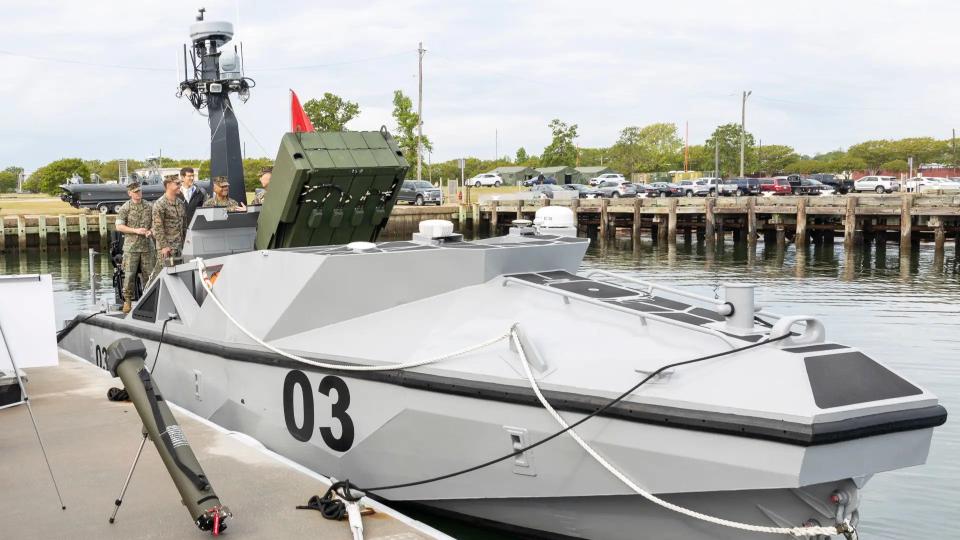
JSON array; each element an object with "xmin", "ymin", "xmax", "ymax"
[
  {"xmin": 880, "ymin": 159, "xmax": 909, "ymax": 173},
  {"xmin": 828, "ymin": 155, "xmax": 867, "ymax": 174},
  {"xmin": 540, "ymin": 119, "xmax": 578, "ymax": 166},
  {"xmin": 609, "ymin": 123, "xmax": 683, "ymax": 174},
  {"xmin": 391, "ymin": 90, "xmax": 431, "ymax": 164},
  {"xmin": 27, "ymin": 158, "xmax": 90, "ymax": 194},
  {"xmin": 847, "ymin": 140, "xmax": 896, "ymax": 171},
  {"xmin": 756, "ymin": 144, "xmax": 797, "ymax": 174},
  {"xmin": 577, "ymin": 147, "xmax": 609, "ymax": 167},
  {"xmin": 0, "ymin": 166, "xmax": 23, "ymax": 193},
  {"xmin": 515, "ymin": 147, "xmax": 528, "ymax": 163},
  {"xmin": 303, "ymin": 92, "xmax": 361, "ymax": 132},
  {"xmin": 705, "ymin": 123, "xmax": 754, "ymax": 177},
  {"xmin": 891, "ymin": 137, "xmax": 948, "ymax": 165},
  {"xmin": 785, "ymin": 159, "xmax": 829, "ymax": 174}
]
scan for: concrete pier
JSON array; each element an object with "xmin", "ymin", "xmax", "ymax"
[{"xmin": 0, "ymin": 354, "xmax": 447, "ymax": 540}]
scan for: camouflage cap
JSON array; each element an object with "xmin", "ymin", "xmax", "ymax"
[
  {"xmin": 163, "ymin": 176, "xmax": 180, "ymax": 186},
  {"xmin": 213, "ymin": 176, "xmax": 230, "ymax": 187},
  {"xmin": 126, "ymin": 181, "xmax": 141, "ymax": 192}
]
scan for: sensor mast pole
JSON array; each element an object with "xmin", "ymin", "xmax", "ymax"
[{"xmin": 417, "ymin": 42, "xmax": 425, "ymax": 181}]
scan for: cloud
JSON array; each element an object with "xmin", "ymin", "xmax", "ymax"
[{"xmin": 1, "ymin": 0, "xmax": 958, "ymax": 171}]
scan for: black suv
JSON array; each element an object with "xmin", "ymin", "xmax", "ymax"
[
  {"xmin": 397, "ymin": 180, "xmax": 443, "ymax": 205},
  {"xmin": 808, "ymin": 173, "xmax": 853, "ymax": 194},
  {"xmin": 721, "ymin": 178, "xmax": 761, "ymax": 196}
]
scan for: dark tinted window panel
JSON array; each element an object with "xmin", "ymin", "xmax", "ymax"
[
  {"xmin": 805, "ymin": 352, "xmax": 923, "ymax": 408},
  {"xmin": 657, "ymin": 312, "xmax": 714, "ymax": 326},
  {"xmin": 507, "ymin": 273, "xmax": 550, "ymax": 285},
  {"xmin": 132, "ymin": 287, "xmax": 159, "ymax": 323},
  {"xmin": 785, "ymin": 343, "xmax": 849, "ymax": 354},
  {"xmin": 639, "ymin": 296, "xmax": 691, "ymax": 311},
  {"xmin": 615, "ymin": 299, "xmax": 671, "ymax": 313},
  {"xmin": 550, "ymin": 280, "xmax": 636, "ymax": 299},
  {"xmin": 538, "ymin": 270, "xmax": 584, "ymax": 281},
  {"xmin": 688, "ymin": 307, "xmax": 724, "ymax": 322}
]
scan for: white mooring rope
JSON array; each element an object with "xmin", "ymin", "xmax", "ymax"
[{"xmin": 193, "ymin": 257, "xmax": 851, "ymax": 537}]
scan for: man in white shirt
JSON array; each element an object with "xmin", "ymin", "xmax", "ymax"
[{"xmin": 176, "ymin": 166, "xmax": 207, "ymax": 228}]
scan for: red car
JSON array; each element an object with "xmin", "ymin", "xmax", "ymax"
[{"xmin": 759, "ymin": 177, "xmax": 792, "ymax": 195}]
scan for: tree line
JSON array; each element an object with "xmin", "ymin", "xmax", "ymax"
[{"xmin": 6, "ymin": 89, "xmax": 957, "ymax": 194}]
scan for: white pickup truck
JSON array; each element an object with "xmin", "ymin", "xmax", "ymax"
[
  {"xmin": 853, "ymin": 175, "xmax": 900, "ymax": 194},
  {"xmin": 682, "ymin": 177, "xmax": 724, "ymax": 197}
]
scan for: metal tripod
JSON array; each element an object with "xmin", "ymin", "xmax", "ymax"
[
  {"xmin": 108, "ymin": 431, "xmax": 149, "ymax": 524},
  {"xmin": 0, "ymin": 320, "xmax": 66, "ymax": 510}
]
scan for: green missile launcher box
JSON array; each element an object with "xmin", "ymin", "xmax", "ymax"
[{"xmin": 255, "ymin": 129, "xmax": 409, "ymax": 249}]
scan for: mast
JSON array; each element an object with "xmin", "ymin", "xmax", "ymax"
[{"xmin": 177, "ymin": 8, "xmax": 253, "ymax": 205}]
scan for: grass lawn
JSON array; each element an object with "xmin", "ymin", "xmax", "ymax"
[{"xmin": 0, "ymin": 194, "xmax": 83, "ymax": 216}]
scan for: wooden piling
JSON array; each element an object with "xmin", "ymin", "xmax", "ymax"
[
  {"xmin": 489, "ymin": 202, "xmax": 498, "ymax": 232},
  {"xmin": 746, "ymin": 197, "xmax": 757, "ymax": 245},
  {"xmin": 516, "ymin": 200, "xmax": 523, "ymax": 221},
  {"xmin": 58, "ymin": 215, "xmax": 68, "ymax": 251},
  {"xmin": 98, "ymin": 212, "xmax": 109, "ymax": 249},
  {"xmin": 932, "ymin": 216, "xmax": 945, "ymax": 254},
  {"xmin": 632, "ymin": 198, "xmax": 641, "ymax": 239},
  {"xmin": 667, "ymin": 199, "xmax": 678, "ymax": 243},
  {"xmin": 17, "ymin": 216, "xmax": 26, "ymax": 250},
  {"xmin": 600, "ymin": 198, "xmax": 609, "ymax": 238},
  {"xmin": 0, "ymin": 217, "xmax": 6, "ymax": 252},
  {"xmin": 795, "ymin": 198, "xmax": 807, "ymax": 245},
  {"xmin": 570, "ymin": 198, "xmax": 580, "ymax": 231},
  {"xmin": 704, "ymin": 198, "xmax": 716, "ymax": 243},
  {"xmin": 79, "ymin": 215, "xmax": 88, "ymax": 250},
  {"xmin": 900, "ymin": 194, "xmax": 912, "ymax": 251},
  {"xmin": 844, "ymin": 196, "xmax": 857, "ymax": 247},
  {"xmin": 38, "ymin": 216, "xmax": 48, "ymax": 252},
  {"xmin": 471, "ymin": 203, "xmax": 480, "ymax": 225}
]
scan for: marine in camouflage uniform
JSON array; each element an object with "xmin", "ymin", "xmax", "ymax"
[
  {"xmin": 148, "ymin": 182, "xmax": 187, "ymax": 284},
  {"xmin": 251, "ymin": 166, "xmax": 271, "ymax": 205},
  {"xmin": 203, "ymin": 176, "xmax": 244, "ymax": 211},
  {"xmin": 250, "ymin": 189, "xmax": 266, "ymax": 205},
  {"xmin": 115, "ymin": 183, "xmax": 155, "ymax": 312}
]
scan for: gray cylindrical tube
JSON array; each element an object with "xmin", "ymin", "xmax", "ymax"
[
  {"xmin": 105, "ymin": 338, "xmax": 229, "ymax": 532},
  {"xmin": 723, "ymin": 283, "xmax": 755, "ymax": 331}
]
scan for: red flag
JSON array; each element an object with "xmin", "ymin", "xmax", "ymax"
[{"xmin": 290, "ymin": 90, "xmax": 314, "ymax": 133}]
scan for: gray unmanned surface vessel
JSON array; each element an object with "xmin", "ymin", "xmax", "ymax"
[{"xmin": 59, "ymin": 210, "xmax": 947, "ymax": 540}]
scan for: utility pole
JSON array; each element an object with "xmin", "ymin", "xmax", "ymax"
[
  {"xmin": 684, "ymin": 121, "xmax": 689, "ymax": 172},
  {"xmin": 740, "ymin": 90, "xmax": 751, "ymax": 177},
  {"xmin": 758, "ymin": 138, "xmax": 762, "ymax": 176},
  {"xmin": 417, "ymin": 42, "xmax": 425, "ymax": 181},
  {"xmin": 714, "ymin": 138, "xmax": 719, "ymax": 178}
]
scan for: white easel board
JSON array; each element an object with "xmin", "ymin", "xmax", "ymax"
[{"xmin": 0, "ymin": 275, "xmax": 58, "ymax": 372}]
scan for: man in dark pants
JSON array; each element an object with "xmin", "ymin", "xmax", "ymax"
[{"xmin": 176, "ymin": 166, "xmax": 207, "ymax": 229}]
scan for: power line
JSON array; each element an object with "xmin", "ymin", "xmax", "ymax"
[
  {"xmin": 0, "ymin": 49, "xmax": 172, "ymax": 72},
  {"xmin": 254, "ymin": 50, "xmax": 416, "ymax": 71}
]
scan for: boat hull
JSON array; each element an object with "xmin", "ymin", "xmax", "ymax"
[{"xmin": 59, "ymin": 319, "xmax": 938, "ymax": 538}]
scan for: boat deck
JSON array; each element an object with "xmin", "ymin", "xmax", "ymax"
[{"xmin": 0, "ymin": 353, "xmax": 447, "ymax": 540}]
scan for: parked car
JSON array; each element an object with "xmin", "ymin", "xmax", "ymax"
[
  {"xmin": 682, "ymin": 177, "xmax": 723, "ymax": 197},
  {"xmin": 780, "ymin": 175, "xmax": 821, "ymax": 195},
  {"xmin": 759, "ymin": 177, "xmax": 792, "ymax": 196},
  {"xmin": 853, "ymin": 175, "xmax": 899, "ymax": 194},
  {"xmin": 808, "ymin": 173, "xmax": 853, "ymax": 194},
  {"xmin": 397, "ymin": 180, "xmax": 443, "ymax": 205},
  {"xmin": 719, "ymin": 178, "xmax": 761, "ymax": 196},
  {"xmin": 530, "ymin": 184, "xmax": 566, "ymax": 199},
  {"xmin": 596, "ymin": 180, "xmax": 638, "ymax": 198},
  {"xmin": 588, "ymin": 173, "xmax": 625, "ymax": 186},
  {"xmin": 905, "ymin": 177, "xmax": 960, "ymax": 193},
  {"xmin": 523, "ymin": 175, "xmax": 558, "ymax": 187},
  {"xmin": 467, "ymin": 173, "xmax": 503, "ymax": 187},
  {"xmin": 561, "ymin": 184, "xmax": 602, "ymax": 199},
  {"xmin": 804, "ymin": 178, "xmax": 834, "ymax": 196},
  {"xmin": 647, "ymin": 182, "xmax": 683, "ymax": 197}
]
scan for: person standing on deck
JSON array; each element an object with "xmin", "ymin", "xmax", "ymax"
[
  {"xmin": 203, "ymin": 177, "xmax": 246, "ymax": 211},
  {"xmin": 115, "ymin": 182, "xmax": 155, "ymax": 314},
  {"xmin": 251, "ymin": 166, "xmax": 272, "ymax": 205},
  {"xmin": 177, "ymin": 167, "xmax": 207, "ymax": 228},
  {"xmin": 148, "ymin": 177, "xmax": 186, "ymax": 284}
]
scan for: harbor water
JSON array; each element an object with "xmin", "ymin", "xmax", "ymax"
[{"xmin": 1, "ymin": 237, "xmax": 957, "ymax": 539}]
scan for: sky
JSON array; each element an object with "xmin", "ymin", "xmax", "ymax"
[{"xmin": 2, "ymin": 0, "xmax": 959, "ymax": 172}]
